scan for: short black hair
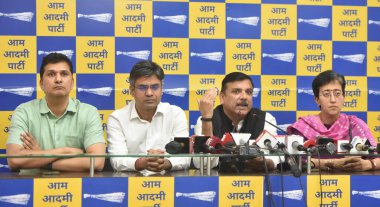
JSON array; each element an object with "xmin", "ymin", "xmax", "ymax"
[
  {"xmin": 129, "ymin": 60, "xmax": 164, "ymax": 86},
  {"xmin": 221, "ymin": 72, "xmax": 254, "ymax": 93},
  {"xmin": 39, "ymin": 53, "xmax": 73, "ymax": 79},
  {"xmin": 312, "ymin": 70, "xmax": 345, "ymax": 98}
]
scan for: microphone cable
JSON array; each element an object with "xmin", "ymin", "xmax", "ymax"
[
  {"xmin": 263, "ymin": 154, "xmax": 277, "ymax": 207},
  {"xmin": 316, "ymin": 147, "xmax": 323, "ymax": 207},
  {"xmin": 298, "ymin": 173, "xmax": 309, "ymax": 207},
  {"xmin": 276, "ymin": 150, "xmax": 285, "ymax": 207}
]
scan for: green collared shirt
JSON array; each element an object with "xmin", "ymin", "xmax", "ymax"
[{"xmin": 7, "ymin": 98, "xmax": 105, "ymax": 150}]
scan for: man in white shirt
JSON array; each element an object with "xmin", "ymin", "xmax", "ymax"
[
  {"xmin": 194, "ymin": 72, "xmax": 280, "ymax": 171},
  {"xmin": 107, "ymin": 60, "xmax": 189, "ymax": 172}
]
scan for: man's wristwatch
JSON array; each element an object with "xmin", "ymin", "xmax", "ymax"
[{"xmin": 201, "ymin": 117, "xmax": 212, "ymax": 122}]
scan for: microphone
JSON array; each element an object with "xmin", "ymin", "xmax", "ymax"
[
  {"xmin": 302, "ymin": 139, "xmax": 316, "ymax": 153},
  {"xmin": 277, "ymin": 143, "xmax": 302, "ymax": 177},
  {"xmin": 294, "ymin": 142, "xmax": 308, "ymax": 152},
  {"xmin": 305, "ymin": 137, "xmax": 336, "ymax": 155},
  {"xmin": 285, "ymin": 135, "xmax": 305, "ymax": 155},
  {"xmin": 355, "ymin": 143, "xmax": 376, "ymax": 152},
  {"xmin": 253, "ymin": 113, "xmax": 304, "ymax": 176},
  {"xmin": 204, "ymin": 136, "xmax": 224, "ymax": 154},
  {"xmin": 253, "ymin": 113, "xmax": 306, "ymax": 154},
  {"xmin": 350, "ymin": 136, "xmax": 371, "ymax": 155},
  {"xmin": 256, "ymin": 130, "xmax": 302, "ymax": 177},
  {"xmin": 165, "ymin": 137, "xmax": 190, "ymax": 154},
  {"xmin": 221, "ymin": 132, "xmax": 236, "ymax": 146},
  {"xmin": 325, "ymin": 142, "xmax": 337, "ymax": 155},
  {"xmin": 165, "ymin": 141, "xmax": 184, "ymax": 154},
  {"xmin": 255, "ymin": 130, "xmax": 279, "ymax": 152},
  {"xmin": 336, "ymin": 140, "xmax": 352, "ymax": 153}
]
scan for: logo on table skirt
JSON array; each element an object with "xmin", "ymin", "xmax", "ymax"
[
  {"xmin": 0, "ymin": 193, "xmax": 31, "ymax": 205},
  {"xmin": 0, "ymin": 164, "xmax": 9, "ymax": 169}
]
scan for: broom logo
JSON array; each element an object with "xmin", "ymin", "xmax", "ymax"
[
  {"xmin": 333, "ymin": 54, "xmax": 365, "ymax": 64},
  {"xmin": 298, "ymin": 18, "xmax": 330, "ymax": 28},
  {"xmin": 253, "ymin": 88, "xmax": 260, "ymax": 98},
  {"xmin": 262, "ymin": 53, "xmax": 295, "ymax": 63},
  {"xmin": 190, "ymin": 52, "xmax": 223, "ymax": 62},
  {"xmin": 116, "ymin": 50, "xmax": 150, "ymax": 60},
  {"xmin": 369, "ymin": 90, "xmax": 380, "ymax": 96},
  {"xmin": 163, "ymin": 87, "xmax": 187, "ymax": 97},
  {"xmin": 369, "ymin": 20, "xmax": 380, "ymax": 26},
  {"xmin": 78, "ymin": 13, "xmax": 112, "ymax": 23},
  {"xmin": 297, "ymin": 88, "xmax": 314, "ymax": 96},
  {"xmin": 0, "ymin": 164, "xmax": 9, "ymax": 169},
  {"xmin": 78, "ymin": 87, "xmax": 113, "ymax": 97},
  {"xmin": 38, "ymin": 50, "xmax": 74, "ymax": 59},
  {"xmin": 227, "ymin": 16, "xmax": 260, "ymax": 26},
  {"xmin": 153, "ymin": 15, "xmax": 187, "ymax": 25},
  {"xmin": 0, "ymin": 12, "xmax": 34, "ymax": 22},
  {"xmin": 0, "ymin": 87, "xmax": 34, "ymax": 97}
]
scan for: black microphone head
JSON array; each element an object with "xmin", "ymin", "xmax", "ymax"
[
  {"xmin": 165, "ymin": 141, "xmax": 183, "ymax": 154},
  {"xmin": 296, "ymin": 144, "xmax": 307, "ymax": 152},
  {"xmin": 340, "ymin": 143, "xmax": 353, "ymax": 151},
  {"xmin": 264, "ymin": 140, "xmax": 272, "ymax": 149},
  {"xmin": 277, "ymin": 142, "xmax": 286, "ymax": 149}
]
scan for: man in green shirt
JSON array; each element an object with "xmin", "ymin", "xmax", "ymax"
[{"xmin": 6, "ymin": 53, "xmax": 106, "ymax": 172}]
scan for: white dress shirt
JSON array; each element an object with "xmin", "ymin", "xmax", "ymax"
[
  {"xmin": 193, "ymin": 111, "xmax": 282, "ymax": 169},
  {"xmin": 107, "ymin": 100, "xmax": 190, "ymax": 171}
]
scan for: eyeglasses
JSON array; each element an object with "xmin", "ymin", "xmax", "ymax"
[
  {"xmin": 319, "ymin": 90, "xmax": 343, "ymax": 98},
  {"xmin": 135, "ymin": 84, "xmax": 161, "ymax": 92}
]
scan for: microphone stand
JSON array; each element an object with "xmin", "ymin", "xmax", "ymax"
[
  {"xmin": 307, "ymin": 152, "xmax": 311, "ymax": 175},
  {"xmin": 278, "ymin": 143, "xmax": 302, "ymax": 177}
]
